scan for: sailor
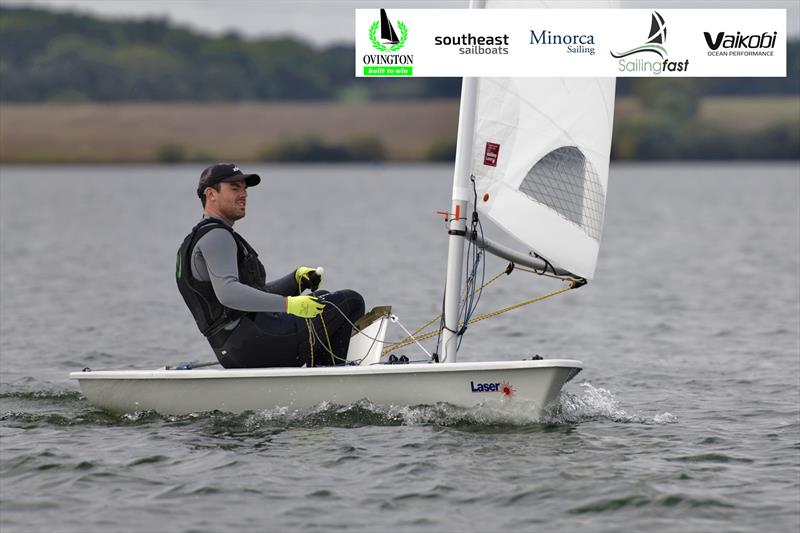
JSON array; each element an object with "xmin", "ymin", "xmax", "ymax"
[{"xmin": 176, "ymin": 163, "xmax": 365, "ymax": 368}]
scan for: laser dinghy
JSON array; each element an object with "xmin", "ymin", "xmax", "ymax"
[{"xmin": 71, "ymin": 0, "xmax": 615, "ymax": 417}]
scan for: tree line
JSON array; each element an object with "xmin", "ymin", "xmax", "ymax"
[{"xmin": 1, "ymin": 6, "xmax": 798, "ymax": 102}]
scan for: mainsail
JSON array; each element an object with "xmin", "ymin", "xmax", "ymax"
[
  {"xmin": 441, "ymin": 0, "xmax": 617, "ymax": 362},
  {"xmin": 470, "ymin": 77, "xmax": 616, "ymax": 280},
  {"xmin": 468, "ymin": 1, "xmax": 617, "ymax": 281}
]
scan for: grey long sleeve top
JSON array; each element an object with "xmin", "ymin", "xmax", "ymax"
[{"xmin": 190, "ymin": 217, "xmax": 298, "ymax": 313}]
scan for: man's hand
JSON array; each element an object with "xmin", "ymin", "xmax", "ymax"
[
  {"xmin": 286, "ymin": 295, "xmax": 325, "ymax": 318},
  {"xmin": 295, "ymin": 266, "xmax": 324, "ymax": 293}
]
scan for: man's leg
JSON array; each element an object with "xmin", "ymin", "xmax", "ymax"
[
  {"xmin": 298, "ymin": 289, "xmax": 365, "ymax": 366},
  {"xmin": 215, "ymin": 313, "xmax": 303, "ymax": 368}
]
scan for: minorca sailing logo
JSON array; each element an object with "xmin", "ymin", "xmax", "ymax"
[
  {"xmin": 363, "ymin": 9, "xmax": 413, "ymax": 76},
  {"xmin": 470, "ymin": 381, "xmax": 515, "ymax": 398},
  {"xmin": 611, "ymin": 11, "xmax": 688, "ymax": 75},
  {"xmin": 530, "ymin": 29, "xmax": 596, "ymax": 56}
]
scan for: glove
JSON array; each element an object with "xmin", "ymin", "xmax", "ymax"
[
  {"xmin": 286, "ymin": 295, "xmax": 325, "ymax": 318},
  {"xmin": 295, "ymin": 266, "xmax": 323, "ymax": 293}
]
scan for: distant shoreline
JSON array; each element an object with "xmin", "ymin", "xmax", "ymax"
[{"xmin": 1, "ymin": 97, "xmax": 797, "ymax": 163}]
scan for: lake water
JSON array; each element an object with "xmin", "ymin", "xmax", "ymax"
[{"xmin": 1, "ymin": 162, "xmax": 799, "ymax": 532}]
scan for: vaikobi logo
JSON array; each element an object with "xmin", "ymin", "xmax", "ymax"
[
  {"xmin": 704, "ymin": 31, "xmax": 777, "ymax": 57},
  {"xmin": 611, "ymin": 11, "xmax": 689, "ymax": 75},
  {"xmin": 363, "ymin": 9, "xmax": 413, "ymax": 77}
]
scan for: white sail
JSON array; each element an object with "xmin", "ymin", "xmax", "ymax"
[{"xmin": 469, "ymin": 3, "xmax": 616, "ymax": 280}]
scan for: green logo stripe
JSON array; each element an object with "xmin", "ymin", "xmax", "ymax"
[{"xmin": 363, "ymin": 66, "xmax": 413, "ymax": 76}]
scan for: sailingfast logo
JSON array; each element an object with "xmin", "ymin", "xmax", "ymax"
[
  {"xmin": 363, "ymin": 9, "xmax": 413, "ymax": 76},
  {"xmin": 611, "ymin": 11, "xmax": 689, "ymax": 75}
]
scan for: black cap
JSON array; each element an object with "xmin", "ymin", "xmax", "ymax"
[{"xmin": 197, "ymin": 163, "xmax": 261, "ymax": 198}]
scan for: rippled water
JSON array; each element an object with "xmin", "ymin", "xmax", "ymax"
[{"xmin": 1, "ymin": 163, "xmax": 799, "ymax": 532}]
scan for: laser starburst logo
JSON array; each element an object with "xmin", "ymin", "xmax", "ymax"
[{"xmin": 469, "ymin": 380, "xmax": 515, "ymax": 398}]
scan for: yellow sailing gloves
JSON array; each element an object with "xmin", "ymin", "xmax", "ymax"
[
  {"xmin": 286, "ymin": 295, "xmax": 325, "ymax": 318},
  {"xmin": 288, "ymin": 266, "xmax": 325, "ymax": 317},
  {"xmin": 295, "ymin": 266, "xmax": 324, "ymax": 293}
]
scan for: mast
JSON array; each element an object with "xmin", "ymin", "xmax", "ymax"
[{"xmin": 442, "ymin": 0, "xmax": 486, "ymax": 363}]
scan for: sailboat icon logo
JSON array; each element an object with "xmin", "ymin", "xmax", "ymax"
[
  {"xmin": 369, "ymin": 9, "xmax": 408, "ymax": 52},
  {"xmin": 611, "ymin": 11, "xmax": 668, "ymax": 59}
]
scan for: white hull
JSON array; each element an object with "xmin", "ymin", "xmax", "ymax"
[{"xmin": 70, "ymin": 360, "xmax": 582, "ymax": 417}]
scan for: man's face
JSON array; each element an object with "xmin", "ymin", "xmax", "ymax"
[{"xmin": 207, "ymin": 180, "xmax": 248, "ymax": 221}]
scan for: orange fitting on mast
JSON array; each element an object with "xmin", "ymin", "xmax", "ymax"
[{"xmin": 435, "ymin": 204, "xmax": 464, "ymax": 222}]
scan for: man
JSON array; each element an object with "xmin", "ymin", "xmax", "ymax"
[{"xmin": 176, "ymin": 163, "xmax": 365, "ymax": 368}]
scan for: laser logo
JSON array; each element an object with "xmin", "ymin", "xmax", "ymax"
[{"xmin": 470, "ymin": 381, "xmax": 515, "ymax": 398}]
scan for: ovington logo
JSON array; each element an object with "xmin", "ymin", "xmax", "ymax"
[
  {"xmin": 363, "ymin": 9, "xmax": 413, "ymax": 76},
  {"xmin": 369, "ymin": 8, "xmax": 408, "ymax": 52}
]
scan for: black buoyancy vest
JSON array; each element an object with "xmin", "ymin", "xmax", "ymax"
[{"xmin": 176, "ymin": 218, "xmax": 267, "ymax": 339}]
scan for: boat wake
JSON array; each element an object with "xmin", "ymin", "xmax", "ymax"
[
  {"xmin": 550, "ymin": 382, "xmax": 678, "ymax": 425},
  {"xmin": 137, "ymin": 382, "xmax": 676, "ymax": 428},
  {"xmin": 0, "ymin": 382, "xmax": 677, "ymax": 429}
]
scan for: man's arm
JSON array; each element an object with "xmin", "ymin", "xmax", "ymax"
[
  {"xmin": 192, "ymin": 228, "xmax": 286, "ymax": 313},
  {"xmin": 264, "ymin": 271, "xmax": 300, "ymax": 297}
]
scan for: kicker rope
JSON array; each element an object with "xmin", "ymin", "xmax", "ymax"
[{"xmin": 382, "ymin": 271, "xmax": 582, "ymax": 356}]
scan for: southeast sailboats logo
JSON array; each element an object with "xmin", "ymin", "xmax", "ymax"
[
  {"xmin": 611, "ymin": 11, "xmax": 688, "ymax": 75},
  {"xmin": 369, "ymin": 9, "xmax": 408, "ymax": 52},
  {"xmin": 363, "ymin": 9, "xmax": 413, "ymax": 76}
]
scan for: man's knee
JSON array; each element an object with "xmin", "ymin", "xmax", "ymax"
[{"xmin": 338, "ymin": 289, "xmax": 365, "ymax": 318}]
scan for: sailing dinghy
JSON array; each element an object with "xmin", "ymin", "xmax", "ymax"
[{"xmin": 71, "ymin": 1, "xmax": 616, "ymax": 417}]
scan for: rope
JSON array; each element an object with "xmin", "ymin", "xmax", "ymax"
[
  {"xmin": 389, "ymin": 314, "xmax": 433, "ymax": 360},
  {"xmin": 304, "ymin": 314, "xmax": 336, "ymax": 367},
  {"xmin": 305, "ymin": 318, "xmax": 315, "ymax": 367},
  {"xmin": 382, "ymin": 280, "xmax": 579, "ymax": 355},
  {"xmin": 383, "ymin": 266, "xmax": 510, "ymax": 355},
  {"xmin": 320, "ymin": 314, "xmax": 334, "ymax": 366}
]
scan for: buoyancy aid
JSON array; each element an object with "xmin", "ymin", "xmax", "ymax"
[{"xmin": 176, "ymin": 218, "xmax": 267, "ymax": 343}]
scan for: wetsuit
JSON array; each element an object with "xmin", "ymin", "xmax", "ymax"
[{"xmin": 177, "ymin": 215, "xmax": 365, "ymax": 368}]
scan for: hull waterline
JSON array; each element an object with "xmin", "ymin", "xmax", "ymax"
[{"xmin": 70, "ymin": 360, "xmax": 582, "ymax": 417}]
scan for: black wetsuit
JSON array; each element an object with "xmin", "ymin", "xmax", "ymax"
[{"xmin": 176, "ymin": 216, "xmax": 365, "ymax": 368}]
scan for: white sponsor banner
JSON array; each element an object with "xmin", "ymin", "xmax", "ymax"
[{"xmin": 355, "ymin": 9, "xmax": 786, "ymax": 77}]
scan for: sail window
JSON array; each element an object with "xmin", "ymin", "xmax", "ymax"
[{"xmin": 518, "ymin": 146, "xmax": 605, "ymax": 241}]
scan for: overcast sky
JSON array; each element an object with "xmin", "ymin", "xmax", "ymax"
[{"xmin": 6, "ymin": 0, "xmax": 799, "ymax": 46}]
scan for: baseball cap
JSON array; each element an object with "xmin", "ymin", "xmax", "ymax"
[{"xmin": 197, "ymin": 163, "xmax": 261, "ymax": 198}]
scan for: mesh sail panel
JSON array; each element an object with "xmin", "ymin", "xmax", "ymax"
[{"xmin": 518, "ymin": 146, "xmax": 605, "ymax": 241}]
